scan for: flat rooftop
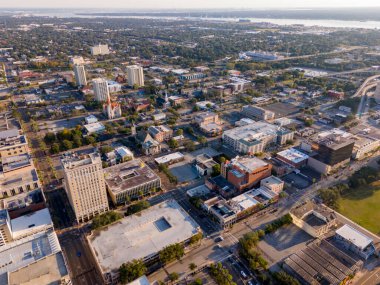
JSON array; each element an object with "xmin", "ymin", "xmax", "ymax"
[
  {"xmin": 155, "ymin": 152, "xmax": 184, "ymax": 164},
  {"xmin": 229, "ymin": 156, "xmax": 268, "ymax": 172},
  {"xmin": 61, "ymin": 151, "xmax": 101, "ymax": 170},
  {"xmin": 277, "ymin": 148, "xmax": 309, "ymax": 164},
  {"xmin": 104, "ymin": 159, "xmax": 160, "ymax": 194},
  {"xmin": 89, "ymin": 200, "xmax": 201, "ymax": 274},
  {"xmin": 0, "ymin": 230, "xmax": 64, "ymax": 285},
  {"xmin": 336, "ymin": 224, "xmax": 373, "ymax": 250},
  {"xmin": 10, "ymin": 208, "xmax": 53, "ymax": 240}
]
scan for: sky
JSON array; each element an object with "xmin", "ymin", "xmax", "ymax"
[{"xmin": 2, "ymin": 0, "xmax": 380, "ymax": 9}]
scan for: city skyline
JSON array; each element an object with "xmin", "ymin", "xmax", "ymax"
[{"xmin": 1, "ymin": 0, "xmax": 380, "ymax": 9}]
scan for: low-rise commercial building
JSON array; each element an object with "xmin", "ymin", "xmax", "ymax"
[
  {"xmin": 260, "ymin": 175, "xmax": 284, "ymax": 193},
  {"xmin": 104, "ymin": 159, "xmax": 161, "ymax": 205},
  {"xmin": 0, "ymin": 229, "xmax": 71, "ymax": 285},
  {"xmin": 195, "ymin": 154, "xmax": 218, "ymax": 176},
  {"xmin": 222, "ymin": 122, "xmax": 294, "ymax": 154},
  {"xmin": 241, "ymin": 105, "xmax": 275, "ymax": 121},
  {"xmin": 155, "ymin": 152, "xmax": 184, "ymax": 165},
  {"xmin": 222, "ymin": 156, "xmax": 272, "ymax": 192},
  {"xmin": 335, "ymin": 224, "xmax": 376, "ymax": 260},
  {"xmin": 148, "ymin": 125, "xmax": 173, "ymax": 143},
  {"xmin": 290, "ymin": 201, "xmax": 337, "ymax": 238},
  {"xmin": 276, "ymin": 148, "xmax": 309, "ymax": 168},
  {"xmin": 88, "ymin": 200, "xmax": 201, "ymax": 284},
  {"xmin": 202, "ymin": 196, "xmax": 237, "ymax": 229},
  {"xmin": 352, "ymin": 136, "xmax": 380, "ymax": 160},
  {"xmin": 0, "ymin": 129, "xmax": 28, "ymax": 158}
]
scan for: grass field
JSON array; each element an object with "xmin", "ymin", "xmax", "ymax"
[{"xmin": 339, "ymin": 181, "xmax": 380, "ymax": 235}]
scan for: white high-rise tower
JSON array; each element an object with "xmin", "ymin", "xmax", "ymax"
[
  {"xmin": 74, "ymin": 64, "xmax": 87, "ymax": 86},
  {"xmin": 92, "ymin": 78, "xmax": 110, "ymax": 102},
  {"xmin": 126, "ymin": 65, "xmax": 144, "ymax": 87}
]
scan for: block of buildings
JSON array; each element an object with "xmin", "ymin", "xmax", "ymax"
[
  {"xmin": 61, "ymin": 151, "xmax": 109, "ymax": 223},
  {"xmin": 0, "ymin": 154, "xmax": 41, "ymax": 199},
  {"xmin": 147, "ymin": 125, "xmax": 173, "ymax": 143},
  {"xmin": 335, "ymin": 224, "xmax": 376, "ymax": 260},
  {"xmin": 104, "ymin": 146, "xmax": 134, "ymax": 166},
  {"xmin": 290, "ymin": 201, "xmax": 337, "ymax": 238},
  {"xmin": 194, "ymin": 112, "xmax": 223, "ymax": 136},
  {"xmin": 222, "ymin": 156, "xmax": 272, "ymax": 192},
  {"xmin": 241, "ymin": 105, "xmax": 275, "ymax": 121},
  {"xmin": 222, "ymin": 122, "xmax": 294, "ymax": 154},
  {"xmin": 230, "ymin": 187, "xmax": 277, "ymax": 219},
  {"xmin": 104, "ymin": 159, "xmax": 161, "ymax": 205},
  {"xmin": 88, "ymin": 200, "xmax": 201, "ymax": 284},
  {"xmin": 202, "ymin": 196, "xmax": 237, "ymax": 229},
  {"xmin": 91, "ymin": 44, "xmax": 110, "ymax": 56},
  {"xmin": 0, "ymin": 229, "xmax": 71, "ymax": 285},
  {"xmin": 0, "ymin": 129, "xmax": 28, "ymax": 158},
  {"xmin": 276, "ymin": 148, "xmax": 309, "ymax": 168},
  {"xmin": 206, "ymin": 175, "xmax": 236, "ymax": 198},
  {"xmin": 154, "ymin": 152, "xmax": 184, "ymax": 165},
  {"xmin": 195, "ymin": 154, "xmax": 218, "ymax": 176},
  {"xmin": 136, "ymin": 132, "xmax": 161, "ymax": 155},
  {"xmin": 352, "ymin": 136, "xmax": 380, "ymax": 160},
  {"xmin": 260, "ymin": 175, "xmax": 284, "ymax": 193}
]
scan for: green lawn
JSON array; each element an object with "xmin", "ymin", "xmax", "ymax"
[{"xmin": 339, "ymin": 181, "xmax": 380, "ymax": 235}]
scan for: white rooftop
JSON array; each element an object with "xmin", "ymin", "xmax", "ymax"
[
  {"xmin": 89, "ymin": 200, "xmax": 200, "ymax": 274},
  {"xmin": 229, "ymin": 156, "xmax": 268, "ymax": 172},
  {"xmin": 0, "ymin": 230, "xmax": 62, "ymax": 285},
  {"xmin": 155, "ymin": 152, "xmax": 184, "ymax": 164},
  {"xmin": 10, "ymin": 208, "xmax": 53, "ymax": 240},
  {"xmin": 336, "ymin": 224, "xmax": 373, "ymax": 250},
  {"xmin": 84, "ymin": 122, "xmax": 105, "ymax": 134},
  {"xmin": 128, "ymin": 275, "xmax": 150, "ymax": 285},
  {"xmin": 277, "ymin": 148, "xmax": 309, "ymax": 163}
]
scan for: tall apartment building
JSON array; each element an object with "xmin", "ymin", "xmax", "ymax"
[
  {"xmin": 70, "ymin": 56, "xmax": 85, "ymax": 65},
  {"xmin": 241, "ymin": 105, "xmax": 275, "ymax": 121},
  {"xmin": 93, "ymin": 78, "xmax": 110, "ymax": 102},
  {"xmin": 74, "ymin": 64, "xmax": 87, "ymax": 86},
  {"xmin": 126, "ymin": 65, "xmax": 145, "ymax": 87},
  {"xmin": 61, "ymin": 151, "xmax": 109, "ymax": 223},
  {"xmin": 91, "ymin": 44, "xmax": 110, "ymax": 56}
]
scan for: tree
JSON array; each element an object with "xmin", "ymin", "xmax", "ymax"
[
  {"xmin": 176, "ymin": 128, "xmax": 184, "ymax": 136},
  {"xmin": 272, "ymin": 271, "xmax": 301, "ymax": 285},
  {"xmin": 61, "ymin": 140, "xmax": 73, "ymax": 150},
  {"xmin": 190, "ymin": 278, "xmax": 203, "ymax": 285},
  {"xmin": 189, "ymin": 232, "xmax": 203, "ymax": 245},
  {"xmin": 184, "ymin": 140, "xmax": 196, "ymax": 151},
  {"xmin": 212, "ymin": 164, "xmax": 221, "ymax": 177},
  {"xmin": 189, "ymin": 263, "xmax": 197, "ymax": 271},
  {"xmin": 127, "ymin": 201, "xmax": 150, "ymax": 215},
  {"xmin": 44, "ymin": 132, "xmax": 56, "ymax": 144},
  {"xmin": 51, "ymin": 143, "xmax": 60, "ymax": 154},
  {"xmin": 73, "ymin": 135, "xmax": 82, "ymax": 148},
  {"xmin": 197, "ymin": 136, "xmax": 207, "ymax": 145},
  {"xmin": 119, "ymin": 259, "xmax": 147, "ymax": 284},
  {"xmin": 85, "ymin": 135, "xmax": 96, "ymax": 145},
  {"xmin": 92, "ymin": 211, "xmax": 123, "ymax": 229},
  {"xmin": 168, "ymin": 139, "xmax": 179, "ymax": 149},
  {"xmin": 168, "ymin": 272, "xmax": 179, "ymax": 282},
  {"xmin": 159, "ymin": 243, "xmax": 185, "ymax": 264}
]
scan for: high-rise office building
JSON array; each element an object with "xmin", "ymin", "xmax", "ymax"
[
  {"xmin": 126, "ymin": 65, "xmax": 144, "ymax": 87},
  {"xmin": 61, "ymin": 151, "xmax": 109, "ymax": 223},
  {"xmin": 74, "ymin": 64, "xmax": 87, "ymax": 86},
  {"xmin": 92, "ymin": 78, "xmax": 110, "ymax": 102}
]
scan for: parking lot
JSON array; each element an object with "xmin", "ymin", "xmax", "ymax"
[
  {"xmin": 257, "ymin": 224, "xmax": 313, "ymax": 269},
  {"xmin": 283, "ymin": 172, "xmax": 312, "ymax": 189}
]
